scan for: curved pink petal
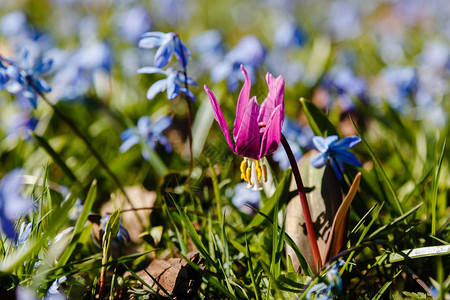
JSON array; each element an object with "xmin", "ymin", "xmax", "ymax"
[
  {"xmin": 233, "ymin": 65, "xmax": 252, "ymax": 139},
  {"xmin": 259, "ymin": 104, "xmax": 283, "ymax": 158},
  {"xmin": 204, "ymin": 85, "xmax": 235, "ymax": 152},
  {"xmin": 235, "ymin": 97, "xmax": 261, "ymax": 160},
  {"xmin": 258, "ymin": 73, "xmax": 285, "ymax": 125}
]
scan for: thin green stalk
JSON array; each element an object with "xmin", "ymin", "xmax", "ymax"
[{"xmin": 281, "ymin": 134, "xmax": 322, "ymax": 270}]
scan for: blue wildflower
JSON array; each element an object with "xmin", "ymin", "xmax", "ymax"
[
  {"xmin": 272, "ymin": 118, "xmax": 313, "ymax": 170},
  {"xmin": 311, "ymin": 135, "xmax": 362, "ymax": 180},
  {"xmin": 306, "ymin": 260, "xmax": 345, "ymax": 300},
  {"xmin": 232, "ymin": 182, "xmax": 261, "ymax": 215},
  {"xmin": 327, "ymin": 1, "xmax": 361, "ymax": 41},
  {"xmin": 7, "ymin": 112, "xmax": 38, "ymax": 139},
  {"xmin": 138, "ymin": 31, "xmax": 191, "ymax": 68},
  {"xmin": 1, "ymin": 49, "xmax": 53, "ymax": 108},
  {"xmin": 137, "ymin": 67, "xmax": 196, "ymax": 101},
  {"xmin": 120, "ymin": 116, "xmax": 172, "ymax": 161},
  {"xmin": 0, "ymin": 169, "xmax": 33, "ymax": 240},
  {"xmin": 210, "ymin": 35, "xmax": 265, "ymax": 91}
]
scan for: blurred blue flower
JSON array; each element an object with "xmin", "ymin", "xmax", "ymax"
[
  {"xmin": 18, "ymin": 221, "xmax": 32, "ymax": 245},
  {"xmin": 374, "ymin": 66, "xmax": 418, "ymax": 111},
  {"xmin": 46, "ymin": 276, "xmax": 67, "ymax": 299},
  {"xmin": 211, "ymin": 35, "xmax": 265, "ymax": 91},
  {"xmin": 189, "ymin": 30, "xmax": 225, "ymax": 72},
  {"xmin": 137, "ymin": 67, "xmax": 196, "ymax": 101},
  {"xmin": 100, "ymin": 215, "xmax": 130, "ymax": 245},
  {"xmin": 1, "ymin": 49, "xmax": 53, "ymax": 108},
  {"xmin": 311, "ymin": 135, "xmax": 362, "ymax": 180},
  {"xmin": 327, "ymin": 1, "xmax": 361, "ymax": 41},
  {"xmin": 51, "ymin": 40, "xmax": 112, "ymax": 100},
  {"xmin": 139, "ymin": 31, "xmax": 191, "ymax": 68},
  {"xmin": 274, "ymin": 19, "xmax": 306, "ymax": 50},
  {"xmin": 306, "ymin": 260, "xmax": 345, "ymax": 300},
  {"xmin": 322, "ymin": 66, "xmax": 367, "ymax": 112},
  {"xmin": 266, "ymin": 52, "xmax": 304, "ymax": 85},
  {"xmin": 0, "ymin": 10, "xmax": 33, "ymax": 40},
  {"xmin": 7, "ymin": 112, "xmax": 38, "ymax": 139},
  {"xmin": 0, "ymin": 169, "xmax": 33, "ymax": 240},
  {"xmin": 232, "ymin": 182, "xmax": 261, "ymax": 215},
  {"xmin": 120, "ymin": 116, "xmax": 172, "ymax": 161},
  {"xmin": 115, "ymin": 6, "xmax": 152, "ymax": 44},
  {"xmin": 272, "ymin": 118, "xmax": 313, "ymax": 170}
]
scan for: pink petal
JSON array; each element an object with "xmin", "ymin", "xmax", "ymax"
[
  {"xmin": 258, "ymin": 73, "xmax": 285, "ymax": 125},
  {"xmin": 233, "ymin": 65, "xmax": 252, "ymax": 139},
  {"xmin": 204, "ymin": 85, "xmax": 235, "ymax": 152},
  {"xmin": 235, "ymin": 97, "xmax": 261, "ymax": 160},
  {"xmin": 259, "ymin": 104, "xmax": 283, "ymax": 158}
]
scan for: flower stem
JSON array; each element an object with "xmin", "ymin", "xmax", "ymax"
[
  {"xmin": 175, "ymin": 33, "xmax": 193, "ymax": 176},
  {"xmin": 30, "ymin": 84, "xmax": 144, "ymax": 227},
  {"xmin": 280, "ymin": 133, "xmax": 322, "ymax": 270}
]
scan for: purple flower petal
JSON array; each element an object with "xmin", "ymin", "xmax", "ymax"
[
  {"xmin": 204, "ymin": 85, "xmax": 235, "ymax": 152},
  {"xmin": 259, "ymin": 104, "xmax": 283, "ymax": 158},
  {"xmin": 258, "ymin": 73, "xmax": 285, "ymax": 125},
  {"xmin": 137, "ymin": 67, "xmax": 167, "ymax": 74},
  {"xmin": 235, "ymin": 97, "xmax": 261, "ymax": 159},
  {"xmin": 233, "ymin": 65, "xmax": 252, "ymax": 139}
]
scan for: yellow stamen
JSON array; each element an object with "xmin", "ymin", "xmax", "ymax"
[
  {"xmin": 262, "ymin": 164, "xmax": 268, "ymax": 182},
  {"xmin": 240, "ymin": 159, "xmax": 247, "ymax": 180},
  {"xmin": 246, "ymin": 167, "xmax": 252, "ymax": 185},
  {"xmin": 255, "ymin": 160, "xmax": 262, "ymax": 183}
]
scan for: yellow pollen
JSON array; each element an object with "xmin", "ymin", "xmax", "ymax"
[
  {"xmin": 262, "ymin": 164, "xmax": 268, "ymax": 182},
  {"xmin": 246, "ymin": 167, "xmax": 252, "ymax": 185},
  {"xmin": 240, "ymin": 159, "xmax": 247, "ymax": 180},
  {"xmin": 255, "ymin": 161, "xmax": 262, "ymax": 183}
]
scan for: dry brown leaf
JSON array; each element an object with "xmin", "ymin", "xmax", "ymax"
[{"xmin": 131, "ymin": 252, "xmax": 205, "ymax": 299}]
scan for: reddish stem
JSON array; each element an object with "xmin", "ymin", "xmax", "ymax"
[{"xmin": 281, "ymin": 134, "xmax": 322, "ymax": 270}]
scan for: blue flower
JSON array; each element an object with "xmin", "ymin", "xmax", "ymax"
[
  {"xmin": 137, "ymin": 67, "xmax": 196, "ymax": 101},
  {"xmin": 0, "ymin": 169, "xmax": 33, "ymax": 240},
  {"xmin": 210, "ymin": 35, "xmax": 265, "ymax": 91},
  {"xmin": 120, "ymin": 116, "xmax": 172, "ymax": 161},
  {"xmin": 232, "ymin": 182, "xmax": 261, "ymax": 215},
  {"xmin": 1, "ymin": 49, "xmax": 53, "ymax": 108},
  {"xmin": 272, "ymin": 118, "xmax": 313, "ymax": 170},
  {"xmin": 7, "ymin": 112, "xmax": 38, "ymax": 139},
  {"xmin": 138, "ymin": 31, "xmax": 191, "ymax": 68},
  {"xmin": 189, "ymin": 30, "xmax": 225, "ymax": 72},
  {"xmin": 311, "ymin": 135, "xmax": 362, "ymax": 180},
  {"xmin": 306, "ymin": 260, "xmax": 345, "ymax": 300}
]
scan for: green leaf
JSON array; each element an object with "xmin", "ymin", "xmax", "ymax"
[
  {"xmin": 378, "ymin": 245, "xmax": 450, "ymax": 264},
  {"xmin": 248, "ymin": 170, "xmax": 292, "ymax": 228},
  {"xmin": 299, "ymin": 98, "xmax": 338, "ymax": 137}
]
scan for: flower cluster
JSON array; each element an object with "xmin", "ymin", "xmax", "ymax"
[
  {"xmin": 0, "ymin": 50, "xmax": 53, "ymax": 108},
  {"xmin": 138, "ymin": 31, "xmax": 196, "ymax": 101}
]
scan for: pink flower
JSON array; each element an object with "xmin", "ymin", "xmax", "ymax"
[{"xmin": 204, "ymin": 65, "xmax": 285, "ymax": 189}]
